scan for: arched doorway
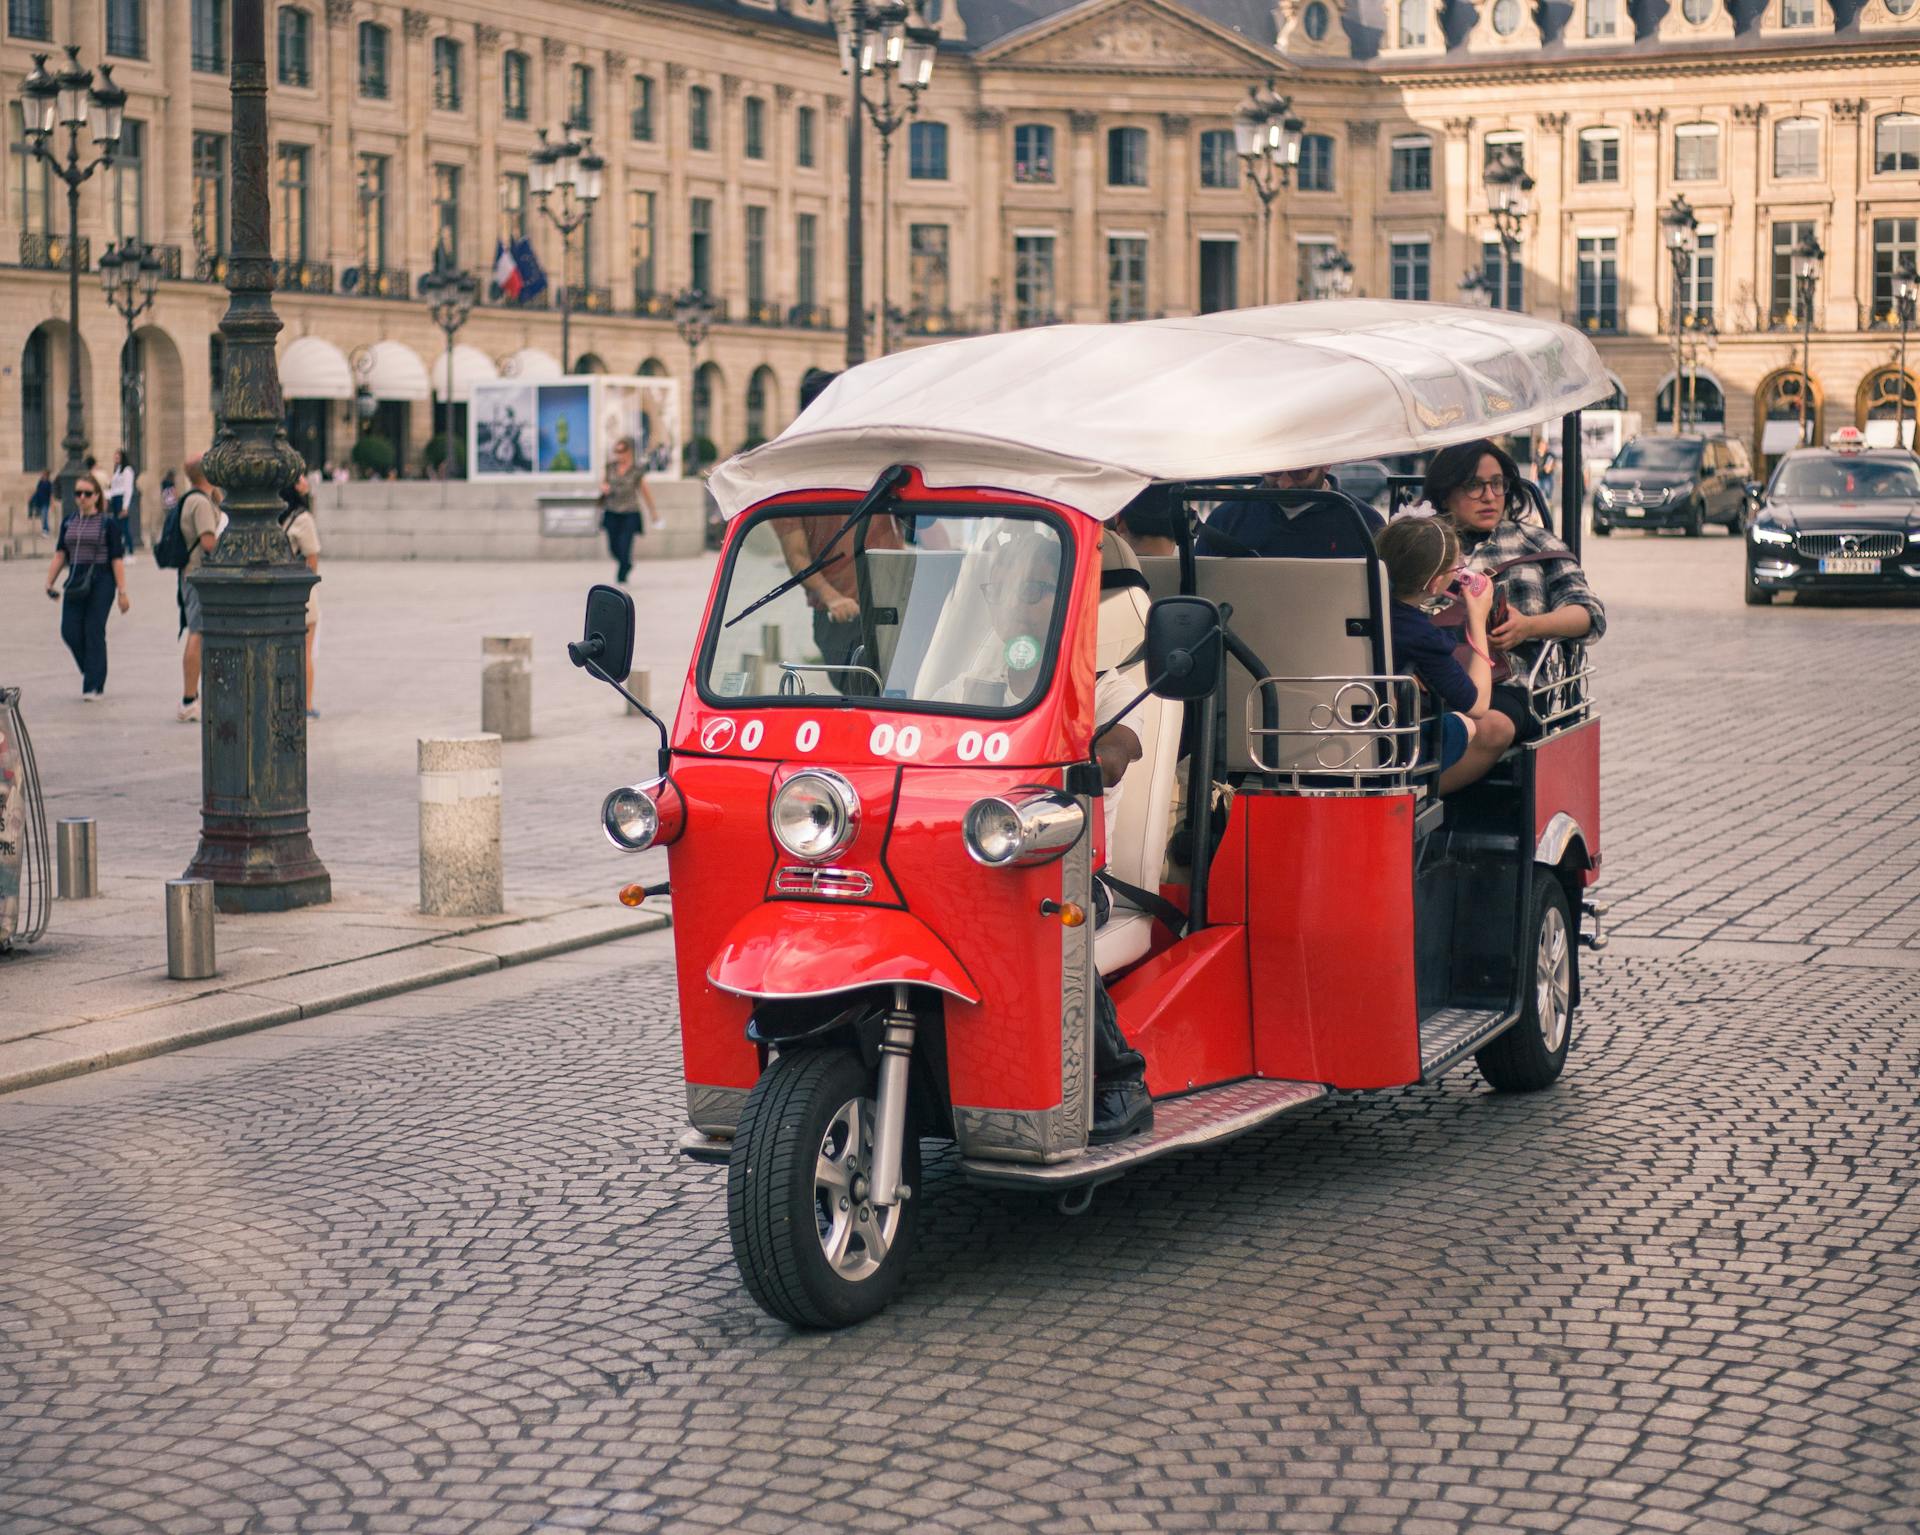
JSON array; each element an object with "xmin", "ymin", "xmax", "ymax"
[
  {"xmin": 130, "ymin": 324, "xmax": 186, "ymax": 482},
  {"xmin": 1596, "ymin": 373, "xmax": 1628, "ymax": 411},
  {"xmin": 691, "ymin": 360, "xmax": 723, "ymax": 474},
  {"xmin": 637, "ymin": 356, "xmax": 667, "ymax": 377},
  {"xmin": 21, "ymin": 321, "xmax": 91, "ymax": 476},
  {"xmin": 1654, "ymin": 370, "xmax": 1727, "ymax": 430},
  {"xmin": 1857, "ymin": 365, "xmax": 1917, "ymax": 448},
  {"xmin": 744, "ymin": 365, "xmax": 778, "ymax": 449},
  {"xmin": 571, "ymin": 352, "xmax": 608, "ymax": 375},
  {"xmin": 1755, "ymin": 367, "xmax": 1821, "ymax": 474}
]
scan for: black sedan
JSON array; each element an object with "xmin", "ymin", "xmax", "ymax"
[{"xmin": 1745, "ymin": 449, "xmax": 1920, "ymax": 605}]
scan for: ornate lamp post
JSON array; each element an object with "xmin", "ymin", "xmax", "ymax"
[
  {"xmin": 1680, "ymin": 313, "xmax": 1718, "ymax": 432},
  {"xmin": 827, "ymin": 0, "xmax": 938, "ymax": 363},
  {"xmin": 18, "ymin": 48, "xmax": 125, "ymax": 519},
  {"xmin": 1893, "ymin": 255, "xmax": 1917, "ymax": 448},
  {"xmin": 1660, "ymin": 194, "xmax": 1698, "ymax": 434},
  {"xmin": 528, "ymin": 126, "xmax": 603, "ymax": 373},
  {"xmin": 1309, "ymin": 247, "xmax": 1353, "ymax": 301},
  {"xmin": 674, "ymin": 287, "xmax": 717, "ymax": 475},
  {"xmin": 183, "ymin": 0, "xmax": 329, "ymax": 911},
  {"xmin": 1792, "ymin": 230, "xmax": 1825, "ymax": 447},
  {"xmin": 1482, "ymin": 144, "xmax": 1533, "ymax": 312},
  {"xmin": 98, "ymin": 237, "xmax": 161, "ymax": 479},
  {"xmin": 419, "ymin": 252, "xmax": 479, "ymax": 496},
  {"xmin": 1234, "ymin": 79, "xmax": 1304, "ymax": 307}
]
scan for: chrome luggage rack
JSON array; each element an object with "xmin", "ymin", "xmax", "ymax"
[
  {"xmin": 1524, "ymin": 640, "xmax": 1593, "ymax": 732},
  {"xmin": 1245, "ymin": 675, "xmax": 1426, "ymax": 796}
]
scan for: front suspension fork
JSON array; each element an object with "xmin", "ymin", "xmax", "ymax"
[{"xmin": 868, "ymin": 984, "xmax": 915, "ymax": 1209}]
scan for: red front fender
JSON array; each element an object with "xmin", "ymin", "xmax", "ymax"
[{"xmin": 707, "ymin": 903, "xmax": 982, "ymax": 1005}]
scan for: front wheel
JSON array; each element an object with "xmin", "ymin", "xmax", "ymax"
[
  {"xmin": 1744, "ymin": 568, "xmax": 1774, "ymax": 606},
  {"xmin": 727, "ymin": 1048, "xmax": 920, "ymax": 1329},
  {"xmin": 1476, "ymin": 872, "xmax": 1574, "ymax": 1093},
  {"xmin": 1682, "ymin": 501, "xmax": 1705, "ymax": 537},
  {"xmin": 1591, "ymin": 517, "xmax": 1612, "ymax": 537}
]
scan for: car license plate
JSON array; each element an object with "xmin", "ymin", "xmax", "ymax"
[
  {"xmin": 1623, "ymin": 506, "xmax": 1644, "ymax": 518},
  {"xmin": 1819, "ymin": 556, "xmax": 1881, "ymax": 575}
]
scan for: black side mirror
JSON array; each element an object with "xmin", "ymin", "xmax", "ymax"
[
  {"xmin": 569, "ymin": 583, "xmax": 636, "ymax": 680},
  {"xmin": 1746, "ymin": 481, "xmax": 1764, "ymax": 501},
  {"xmin": 1144, "ymin": 596, "xmax": 1224, "ymax": 701}
]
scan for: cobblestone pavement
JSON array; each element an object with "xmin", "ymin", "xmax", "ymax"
[{"xmin": 3, "ymin": 531, "xmax": 1919, "ymax": 1534}]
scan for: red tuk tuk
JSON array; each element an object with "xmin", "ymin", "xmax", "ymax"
[{"xmin": 571, "ymin": 302, "xmax": 1610, "ymax": 1328}]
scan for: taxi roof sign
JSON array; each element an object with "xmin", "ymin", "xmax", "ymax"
[{"xmin": 1828, "ymin": 425, "xmax": 1867, "ymax": 452}]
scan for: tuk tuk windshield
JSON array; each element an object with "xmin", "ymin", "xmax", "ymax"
[{"xmin": 701, "ymin": 506, "xmax": 1071, "ymax": 714}]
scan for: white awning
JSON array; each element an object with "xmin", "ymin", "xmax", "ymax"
[
  {"xmin": 362, "ymin": 339, "xmax": 431, "ymax": 402},
  {"xmin": 428, "ymin": 343, "xmax": 501, "ymax": 403},
  {"xmin": 710, "ymin": 300, "xmax": 1616, "ymax": 522},
  {"xmin": 501, "ymin": 347, "xmax": 564, "ymax": 382},
  {"xmin": 1762, "ymin": 418, "xmax": 1811, "ymax": 454},
  {"xmin": 279, "ymin": 336, "xmax": 354, "ymax": 401}
]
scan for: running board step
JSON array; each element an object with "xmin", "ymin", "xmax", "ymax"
[
  {"xmin": 679, "ymin": 1129, "xmax": 732, "ymax": 1165},
  {"xmin": 958, "ymin": 1077, "xmax": 1327, "ymax": 1192},
  {"xmin": 1419, "ymin": 1005, "xmax": 1517, "ymax": 1080}
]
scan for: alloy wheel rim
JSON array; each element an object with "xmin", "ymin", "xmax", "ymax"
[
  {"xmin": 812, "ymin": 1096, "xmax": 902, "ymax": 1282},
  {"xmin": 1536, "ymin": 905, "xmax": 1571, "ymax": 1053}
]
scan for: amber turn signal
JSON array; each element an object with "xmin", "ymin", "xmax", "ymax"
[
  {"xmin": 1039, "ymin": 898, "xmax": 1086, "ymax": 927},
  {"xmin": 618, "ymin": 883, "xmax": 647, "ymax": 908}
]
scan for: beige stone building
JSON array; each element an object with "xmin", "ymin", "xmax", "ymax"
[{"xmin": 3, "ymin": 0, "xmax": 1915, "ymax": 522}]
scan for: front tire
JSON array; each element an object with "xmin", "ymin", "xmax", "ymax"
[
  {"xmin": 727, "ymin": 1048, "xmax": 920, "ymax": 1329},
  {"xmin": 1476, "ymin": 872, "xmax": 1574, "ymax": 1093},
  {"xmin": 1744, "ymin": 568, "xmax": 1774, "ymax": 606},
  {"xmin": 1682, "ymin": 501, "xmax": 1704, "ymax": 537},
  {"xmin": 1591, "ymin": 517, "xmax": 1612, "ymax": 537}
]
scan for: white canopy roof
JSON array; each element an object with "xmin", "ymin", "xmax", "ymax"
[
  {"xmin": 429, "ymin": 343, "xmax": 501, "ymax": 402},
  {"xmin": 279, "ymin": 336, "xmax": 354, "ymax": 401},
  {"xmin": 710, "ymin": 301, "xmax": 1614, "ymax": 522},
  {"xmin": 361, "ymin": 339, "xmax": 431, "ymax": 402},
  {"xmin": 501, "ymin": 346, "xmax": 564, "ymax": 382}
]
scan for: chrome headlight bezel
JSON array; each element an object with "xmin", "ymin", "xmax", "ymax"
[
  {"xmin": 962, "ymin": 787, "xmax": 1086, "ymax": 868},
  {"xmin": 772, "ymin": 769, "xmax": 860, "ymax": 863},
  {"xmin": 603, "ymin": 785, "xmax": 661, "ymax": 850}
]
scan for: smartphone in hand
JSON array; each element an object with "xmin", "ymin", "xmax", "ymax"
[{"xmin": 1489, "ymin": 587, "xmax": 1511, "ymax": 634}]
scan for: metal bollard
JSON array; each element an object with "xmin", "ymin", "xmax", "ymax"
[
  {"xmin": 418, "ymin": 734, "xmax": 504, "ymax": 917},
  {"xmin": 55, "ymin": 817, "xmax": 96, "ymax": 900},
  {"xmin": 624, "ymin": 667, "xmax": 652, "ymax": 718},
  {"xmin": 165, "ymin": 879, "xmax": 216, "ymax": 980},
  {"xmin": 481, "ymin": 634, "xmax": 533, "ymax": 742}
]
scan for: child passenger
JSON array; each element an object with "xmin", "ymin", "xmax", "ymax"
[{"xmin": 1376, "ymin": 511, "xmax": 1516, "ymax": 793}]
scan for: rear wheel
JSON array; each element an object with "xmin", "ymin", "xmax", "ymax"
[
  {"xmin": 727, "ymin": 1048, "xmax": 920, "ymax": 1329},
  {"xmin": 1476, "ymin": 872, "xmax": 1573, "ymax": 1093},
  {"xmin": 1683, "ymin": 501, "xmax": 1704, "ymax": 537}
]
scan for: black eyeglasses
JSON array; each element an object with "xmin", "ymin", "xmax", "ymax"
[
  {"xmin": 74, "ymin": 487, "xmax": 99, "ymax": 500},
  {"xmin": 1461, "ymin": 476, "xmax": 1508, "ymax": 499}
]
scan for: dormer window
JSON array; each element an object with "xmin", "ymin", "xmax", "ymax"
[
  {"xmin": 1492, "ymin": 0, "xmax": 1522, "ymax": 32},
  {"xmin": 1398, "ymin": 0, "xmax": 1427, "ymax": 47},
  {"xmin": 1585, "ymin": 0, "xmax": 1618, "ymax": 36},
  {"xmin": 1781, "ymin": 0, "xmax": 1816, "ymax": 21},
  {"xmin": 1680, "ymin": 0, "xmax": 1713, "ymax": 18},
  {"xmin": 1303, "ymin": 0, "xmax": 1331, "ymax": 37}
]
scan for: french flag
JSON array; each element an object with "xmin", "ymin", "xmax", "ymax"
[{"xmin": 492, "ymin": 239, "xmax": 521, "ymax": 301}]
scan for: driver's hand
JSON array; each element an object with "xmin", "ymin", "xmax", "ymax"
[
  {"xmin": 825, "ymin": 593, "xmax": 859, "ymax": 623},
  {"xmin": 1095, "ymin": 725, "xmax": 1142, "ymax": 789}
]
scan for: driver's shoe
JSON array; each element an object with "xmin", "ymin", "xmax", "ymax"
[{"xmin": 1090, "ymin": 1078, "xmax": 1153, "ymax": 1144}]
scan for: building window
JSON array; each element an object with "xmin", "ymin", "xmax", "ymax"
[
  {"xmin": 910, "ymin": 121, "xmax": 949, "ymax": 180},
  {"xmin": 1677, "ymin": 229, "xmax": 1716, "ymax": 322},
  {"xmin": 503, "ymin": 50, "xmax": 529, "ymax": 121},
  {"xmin": 1773, "ymin": 117, "xmax": 1819, "ymax": 179},
  {"xmin": 192, "ymin": 132, "xmax": 226, "ymax": 264},
  {"xmin": 911, "ymin": 223, "xmax": 950, "ymax": 321},
  {"xmin": 1875, "ymin": 114, "xmax": 1920, "ymax": 175},
  {"xmin": 1199, "ymin": 129, "xmax": 1237, "ymax": 189},
  {"xmin": 797, "ymin": 213, "xmax": 818, "ymax": 307},
  {"xmin": 192, "ymin": 0, "xmax": 226, "ymax": 72},
  {"xmin": 1770, "ymin": 220, "xmax": 1817, "ymax": 323},
  {"xmin": 432, "ymin": 37, "xmax": 462, "ymax": 111},
  {"xmin": 689, "ymin": 86, "xmax": 712, "ymax": 151},
  {"xmin": 357, "ymin": 151, "xmax": 388, "ymax": 272},
  {"xmin": 1481, "ymin": 239, "xmax": 1523, "ymax": 310},
  {"xmin": 106, "ymin": 0, "xmax": 144, "ymax": 58},
  {"xmin": 1107, "ymin": 126, "xmax": 1147, "ymax": 187},
  {"xmin": 11, "ymin": 106, "xmax": 52, "ymax": 234},
  {"xmin": 1585, "ymin": 0, "xmax": 1618, "ymax": 33},
  {"xmin": 358, "ymin": 22, "xmax": 388, "ymax": 98},
  {"xmin": 1108, "ymin": 235, "xmax": 1148, "ymax": 322},
  {"xmin": 277, "ymin": 7, "xmax": 311, "ymax": 86},
  {"xmin": 1389, "ymin": 135, "xmax": 1432, "ymax": 193},
  {"xmin": 623, "ymin": 187, "xmax": 653, "ymax": 300},
  {"xmin": 745, "ymin": 204, "xmax": 767, "ymax": 308},
  {"xmin": 275, "ymin": 143, "xmax": 308, "ymax": 261},
  {"xmin": 1873, "ymin": 218, "xmax": 1919, "ymax": 324},
  {"xmin": 744, "ymin": 96, "xmax": 766, "ymax": 160},
  {"xmin": 1298, "ymin": 133, "xmax": 1335, "ymax": 192},
  {"xmin": 746, "ymin": 367, "xmax": 772, "ymax": 444},
  {"xmin": 1013, "ymin": 123, "xmax": 1055, "ymax": 184},
  {"xmin": 631, "ymin": 76, "xmax": 654, "ymax": 142},
  {"xmin": 499, "ymin": 171, "xmax": 527, "ymax": 242},
  {"xmin": 796, "ymin": 105, "xmax": 817, "ymax": 168},
  {"xmin": 21, "ymin": 327, "xmax": 48, "ymax": 471},
  {"xmin": 1681, "ymin": 0, "xmax": 1712, "ymax": 16},
  {"xmin": 1398, "ymin": 0, "xmax": 1427, "ymax": 46},
  {"xmin": 690, "ymin": 196, "xmax": 713, "ymax": 292},
  {"xmin": 1577, "ymin": 128, "xmax": 1620, "ymax": 183},
  {"xmin": 433, "ymin": 164, "xmax": 461, "ymax": 263},
  {"xmin": 1304, "ymin": 0, "xmax": 1332, "ymax": 37},
  {"xmin": 568, "ymin": 64, "xmax": 593, "ymax": 130},
  {"xmin": 1674, "ymin": 122, "xmax": 1718, "ymax": 181},
  {"xmin": 1780, "ymin": 0, "xmax": 1816, "ymax": 23},
  {"xmin": 1389, "ymin": 238, "xmax": 1430, "ymax": 300},
  {"xmin": 1198, "ymin": 239, "xmax": 1237, "ymax": 313},
  {"xmin": 112, "ymin": 120, "xmax": 144, "ymax": 242},
  {"xmin": 1577, "ymin": 234, "xmax": 1620, "ymax": 330},
  {"xmin": 8, "ymin": 0, "xmax": 51, "ymax": 41},
  {"xmin": 1014, "ymin": 234, "xmax": 1056, "ymax": 326}
]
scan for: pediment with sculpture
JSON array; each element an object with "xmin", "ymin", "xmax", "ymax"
[{"xmin": 983, "ymin": 0, "xmax": 1286, "ymax": 73}]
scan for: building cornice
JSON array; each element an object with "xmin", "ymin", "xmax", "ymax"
[{"xmin": 1377, "ymin": 39, "xmax": 1920, "ymax": 89}]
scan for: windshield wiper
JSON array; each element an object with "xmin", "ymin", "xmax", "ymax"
[{"xmin": 727, "ymin": 463, "xmax": 910, "ymax": 629}]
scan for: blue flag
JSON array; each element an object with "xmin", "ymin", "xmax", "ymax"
[{"xmin": 511, "ymin": 237, "xmax": 548, "ymax": 303}]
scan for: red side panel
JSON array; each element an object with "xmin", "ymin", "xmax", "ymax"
[
  {"xmin": 709, "ymin": 903, "xmax": 980, "ymax": 1002},
  {"xmin": 1207, "ymin": 793, "xmax": 1250, "ymax": 926},
  {"xmin": 1245, "ymin": 794, "xmax": 1420, "ymax": 1090},
  {"xmin": 1109, "ymin": 926, "xmax": 1253, "ymax": 1097},
  {"xmin": 1532, "ymin": 718, "xmax": 1602, "ymax": 883}
]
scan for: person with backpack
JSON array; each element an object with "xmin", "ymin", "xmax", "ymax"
[
  {"xmin": 42, "ymin": 470, "xmax": 130, "ymax": 699},
  {"xmin": 169, "ymin": 457, "xmax": 223, "ymax": 723}
]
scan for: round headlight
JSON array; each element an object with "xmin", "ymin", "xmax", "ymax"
[
  {"xmin": 963, "ymin": 799, "xmax": 1025, "ymax": 866},
  {"xmin": 773, "ymin": 770, "xmax": 859, "ymax": 862},
  {"xmin": 603, "ymin": 786, "xmax": 660, "ymax": 850},
  {"xmin": 962, "ymin": 788, "xmax": 1084, "ymax": 868}
]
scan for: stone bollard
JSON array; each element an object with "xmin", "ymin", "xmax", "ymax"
[
  {"xmin": 481, "ymin": 634, "xmax": 533, "ymax": 742},
  {"xmin": 55, "ymin": 817, "xmax": 97, "ymax": 899},
  {"xmin": 625, "ymin": 667, "xmax": 652, "ymax": 718},
  {"xmin": 760, "ymin": 623, "xmax": 783, "ymax": 663},
  {"xmin": 165, "ymin": 878, "xmax": 216, "ymax": 980},
  {"xmin": 418, "ymin": 735, "xmax": 503, "ymax": 917}
]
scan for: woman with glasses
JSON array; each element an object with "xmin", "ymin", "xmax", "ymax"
[
  {"xmin": 42, "ymin": 472, "xmax": 132, "ymax": 700},
  {"xmin": 1424, "ymin": 438, "xmax": 1606, "ymax": 743}
]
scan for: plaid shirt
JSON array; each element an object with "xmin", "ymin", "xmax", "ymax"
[{"xmin": 1457, "ymin": 517, "xmax": 1607, "ymax": 671}]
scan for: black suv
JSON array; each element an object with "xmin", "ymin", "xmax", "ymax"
[{"xmin": 1591, "ymin": 434, "xmax": 1751, "ymax": 537}]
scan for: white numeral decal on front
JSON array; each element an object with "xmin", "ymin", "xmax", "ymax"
[
  {"xmin": 795, "ymin": 719, "xmax": 820, "ymax": 753},
  {"xmin": 895, "ymin": 726, "xmax": 921, "ymax": 757},
  {"xmin": 869, "ymin": 723, "xmax": 895, "ymax": 755},
  {"xmin": 983, "ymin": 732, "xmax": 1010, "ymax": 763},
  {"xmin": 957, "ymin": 730, "xmax": 983, "ymax": 761},
  {"xmin": 740, "ymin": 719, "xmax": 764, "ymax": 752}
]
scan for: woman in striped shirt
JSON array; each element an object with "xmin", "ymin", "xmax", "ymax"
[{"xmin": 42, "ymin": 471, "xmax": 131, "ymax": 700}]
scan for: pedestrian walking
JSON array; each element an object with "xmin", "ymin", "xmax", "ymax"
[
  {"xmin": 159, "ymin": 468, "xmax": 178, "ymax": 521},
  {"xmin": 176, "ymin": 456, "xmax": 222, "ymax": 723},
  {"xmin": 108, "ymin": 448, "xmax": 137, "ymax": 557},
  {"xmin": 282, "ymin": 473, "xmax": 322, "ymax": 717},
  {"xmin": 28, "ymin": 470, "xmax": 53, "ymax": 533},
  {"xmin": 42, "ymin": 470, "xmax": 130, "ymax": 699},
  {"xmin": 598, "ymin": 435, "xmax": 659, "ymax": 584}
]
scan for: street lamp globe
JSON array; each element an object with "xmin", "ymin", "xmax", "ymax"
[
  {"xmin": 19, "ymin": 54, "xmax": 57, "ymax": 143},
  {"xmin": 1660, "ymin": 193, "xmax": 1698, "ymax": 257},
  {"xmin": 573, "ymin": 143, "xmax": 605, "ymax": 205},
  {"xmin": 97, "ymin": 239, "xmax": 121, "ymax": 300},
  {"xmin": 1233, "ymin": 91, "xmax": 1267, "ymax": 160},
  {"xmin": 528, "ymin": 135, "xmax": 556, "ymax": 199},
  {"xmin": 1895, "ymin": 256, "xmax": 1919, "ymax": 322},
  {"xmin": 1272, "ymin": 113, "xmax": 1304, "ymax": 169},
  {"xmin": 899, "ymin": 22, "xmax": 938, "ymax": 89},
  {"xmin": 89, "ymin": 64, "xmax": 125, "ymax": 152},
  {"xmin": 53, "ymin": 46, "xmax": 90, "ymax": 131},
  {"xmin": 875, "ymin": 0, "xmax": 910, "ymax": 66},
  {"xmin": 1790, "ymin": 231, "xmax": 1825, "ymax": 285}
]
